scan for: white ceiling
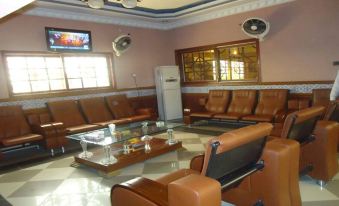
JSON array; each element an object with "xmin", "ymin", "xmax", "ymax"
[
  {"xmin": 22, "ymin": 0, "xmax": 295, "ymax": 30},
  {"xmin": 127, "ymin": 0, "xmax": 203, "ymax": 10}
]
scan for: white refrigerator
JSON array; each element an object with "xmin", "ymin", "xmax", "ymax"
[{"xmin": 154, "ymin": 66, "xmax": 183, "ymax": 121}]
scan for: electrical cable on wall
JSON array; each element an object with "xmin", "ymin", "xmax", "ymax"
[{"xmin": 132, "ymin": 73, "xmax": 140, "ymax": 97}]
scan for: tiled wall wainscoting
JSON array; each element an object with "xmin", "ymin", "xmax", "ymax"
[
  {"xmin": 0, "ymin": 89, "xmax": 156, "ymax": 109},
  {"xmin": 0, "ymin": 83, "xmax": 333, "ymax": 109},
  {"xmin": 181, "ymin": 84, "xmax": 333, "ymax": 94}
]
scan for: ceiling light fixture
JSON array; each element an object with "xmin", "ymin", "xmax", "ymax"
[
  {"xmin": 87, "ymin": 0, "xmax": 104, "ymax": 9},
  {"xmin": 82, "ymin": 0, "xmax": 141, "ymax": 9},
  {"xmin": 120, "ymin": 0, "xmax": 138, "ymax": 9}
]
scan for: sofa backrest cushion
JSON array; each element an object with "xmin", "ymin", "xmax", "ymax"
[
  {"xmin": 79, "ymin": 97, "xmax": 114, "ymax": 123},
  {"xmin": 201, "ymin": 123, "xmax": 272, "ymax": 187},
  {"xmin": 254, "ymin": 89, "xmax": 288, "ymax": 116},
  {"xmin": 280, "ymin": 106, "xmax": 325, "ymax": 143},
  {"xmin": 0, "ymin": 105, "xmax": 32, "ymax": 139},
  {"xmin": 205, "ymin": 90, "xmax": 230, "ymax": 113},
  {"xmin": 47, "ymin": 100, "xmax": 86, "ymax": 127},
  {"xmin": 105, "ymin": 95, "xmax": 135, "ymax": 119},
  {"xmin": 227, "ymin": 90, "xmax": 256, "ymax": 115}
]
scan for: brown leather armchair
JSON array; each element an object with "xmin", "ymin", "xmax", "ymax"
[
  {"xmin": 270, "ymin": 106, "xmax": 339, "ymax": 183},
  {"xmin": 79, "ymin": 97, "xmax": 130, "ymax": 126},
  {"xmin": 0, "ymin": 106, "xmax": 43, "ymax": 156},
  {"xmin": 47, "ymin": 100, "xmax": 100, "ymax": 134},
  {"xmin": 105, "ymin": 95, "xmax": 152, "ymax": 123},
  {"xmin": 242, "ymin": 89, "xmax": 288, "ymax": 122},
  {"xmin": 189, "ymin": 90, "xmax": 230, "ymax": 123},
  {"xmin": 214, "ymin": 90, "xmax": 257, "ymax": 121},
  {"xmin": 111, "ymin": 123, "xmax": 302, "ymax": 206}
]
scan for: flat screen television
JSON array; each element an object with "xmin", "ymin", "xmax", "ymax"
[{"xmin": 45, "ymin": 27, "xmax": 92, "ymax": 52}]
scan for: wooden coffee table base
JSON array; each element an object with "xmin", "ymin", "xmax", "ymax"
[{"xmin": 74, "ymin": 138, "xmax": 182, "ymax": 175}]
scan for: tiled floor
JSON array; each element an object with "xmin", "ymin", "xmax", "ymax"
[{"xmin": 0, "ymin": 128, "xmax": 338, "ymax": 206}]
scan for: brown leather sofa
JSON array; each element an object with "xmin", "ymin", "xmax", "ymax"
[
  {"xmin": 111, "ymin": 123, "xmax": 302, "ymax": 206},
  {"xmin": 190, "ymin": 90, "xmax": 230, "ymax": 120},
  {"xmin": 270, "ymin": 106, "xmax": 339, "ymax": 183},
  {"xmin": 105, "ymin": 94, "xmax": 152, "ymax": 122},
  {"xmin": 0, "ymin": 105, "xmax": 62, "ymax": 156},
  {"xmin": 214, "ymin": 89, "xmax": 257, "ymax": 120},
  {"xmin": 242, "ymin": 89, "xmax": 288, "ymax": 122},
  {"xmin": 79, "ymin": 97, "xmax": 130, "ymax": 126},
  {"xmin": 47, "ymin": 100, "xmax": 100, "ymax": 134}
]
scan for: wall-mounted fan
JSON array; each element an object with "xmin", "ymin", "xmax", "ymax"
[
  {"xmin": 112, "ymin": 34, "xmax": 132, "ymax": 56},
  {"xmin": 242, "ymin": 18, "xmax": 270, "ymax": 41}
]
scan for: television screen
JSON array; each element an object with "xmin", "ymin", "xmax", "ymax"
[{"xmin": 45, "ymin": 27, "xmax": 92, "ymax": 52}]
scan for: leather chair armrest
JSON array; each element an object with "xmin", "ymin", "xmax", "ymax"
[
  {"xmin": 168, "ymin": 174, "xmax": 221, "ymax": 206},
  {"xmin": 190, "ymin": 154, "xmax": 204, "ymax": 172},
  {"xmin": 274, "ymin": 109, "xmax": 287, "ymax": 123},
  {"xmin": 51, "ymin": 122, "xmax": 67, "ymax": 135},
  {"xmin": 31, "ymin": 123, "xmax": 56, "ymax": 139},
  {"xmin": 111, "ymin": 177, "xmax": 168, "ymax": 206},
  {"xmin": 198, "ymin": 98, "xmax": 207, "ymax": 106}
]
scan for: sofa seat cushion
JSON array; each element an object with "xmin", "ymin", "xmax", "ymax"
[
  {"xmin": 67, "ymin": 124, "xmax": 100, "ymax": 134},
  {"xmin": 127, "ymin": 114, "xmax": 150, "ymax": 122},
  {"xmin": 2, "ymin": 133, "xmax": 43, "ymax": 146},
  {"xmin": 242, "ymin": 114, "xmax": 273, "ymax": 122},
  {"xmin": 190, "ymin": 112, "xmax": 216, "ymax": 118},
  {"xmin": 214, "ymin": 112, "xmax": 245, "ymax": 120},
  {"xmin": 95, "ymin": 119, "xmax": 131, "ymax": 127}
]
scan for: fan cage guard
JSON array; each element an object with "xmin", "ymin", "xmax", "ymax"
[{"xmin": 241, "ymin": 17, "xmax": 270, "ymax": 41}]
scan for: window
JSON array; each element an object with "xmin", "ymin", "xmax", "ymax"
[
  {"xmin": 182, "ymin": 50, "xmax": 217, "ymax": 81},
  {"xmin": 5, "ymin": 53, "xmax": 112, "ymax": 95},
  {"xmin": 176, "ymin": 39, "xmax": 260, "ymax": 84}
]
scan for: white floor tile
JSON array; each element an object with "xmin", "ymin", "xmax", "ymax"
[
  {"xmin": 146, "ymin": 151, "xmax": 178, "ymax": 163},
  {"xmin": 300, "ymin": 181, "xmax": 339, "ymax": 202},
  {"xmin": 87, "ymin": 193, "xmax": 111, "ymax": 206},
  {"xmin": 119, "ymin": 162, "xmax": 144, "ymax": 175},
  {"xmin": 0, "ymin": 182, "xmax": 26, "ymax": 197},
  {"xmin": 7, "ymin": 195, "xmax": 49, "ymax": 206},
  {"xmin": 53, "ymin": 178, "xmax": 106, "ymax": 195},
  {"xmin": 183, "ymin": 144, "xmax": 205, "ymax": 152},
  {"xmin": 30, "ymin": 168, "xmax": 76, "ymax": 181}
]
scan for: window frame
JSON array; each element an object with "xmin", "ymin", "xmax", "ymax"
[
  {"xmin": 175, "ymin": 38, "xmax": 261, "ymax": 86},
  {"xmin": 2, "ymin": 51, "xmax": 116, "ymax": 98}
]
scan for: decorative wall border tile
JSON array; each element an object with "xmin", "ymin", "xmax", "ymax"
[
  {"xmin": 0, "ymin": 89, "xmax": 156, "ymax": 109},
  {"xmin": 181, "ymin": 84, "xmax": 333, "ymax": 94}
]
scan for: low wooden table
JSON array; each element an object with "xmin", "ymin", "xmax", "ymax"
[{"xmin": 74, "ymin": 138, "xmax": 182, "ymax": 175}]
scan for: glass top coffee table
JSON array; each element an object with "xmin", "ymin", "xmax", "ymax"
[{"xmin": 67, "ymin": 121, "xmax": 183, "ymax": 175}]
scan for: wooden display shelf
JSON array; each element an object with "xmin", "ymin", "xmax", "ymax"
[{"xmin": 74, "ymin": 138, "xmax": 182, "ymax": 174}]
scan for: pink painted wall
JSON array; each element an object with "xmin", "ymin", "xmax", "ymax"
[
  {"xmin": 169, "ymin": 0, "xmax": 339, "ymax": 82},
  {"xmin": 0, "ymin": 15, "xmax": 173, "ymax": 94},
  {"xmin": 0, "ymin": 0, "xmax": 337, "ymax": 100}
]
